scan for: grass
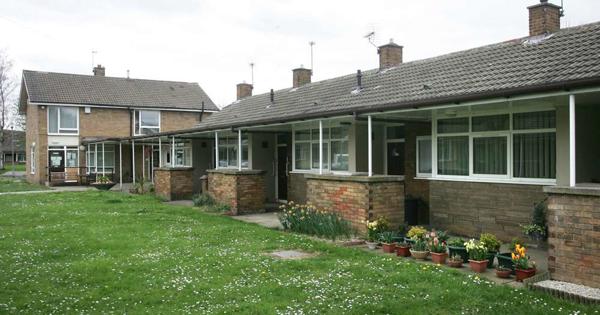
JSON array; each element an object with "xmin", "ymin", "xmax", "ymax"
[
  {"xmin": 0, "ymin": 191, "xmax": 596, "ymax": 314},
  {"xmin": 0, "ymin": 163, "xmax": 26, "ymax": 174},
  {"xmin": 0, "ymin": 176, "xmax": 49, "ymax": 193}
]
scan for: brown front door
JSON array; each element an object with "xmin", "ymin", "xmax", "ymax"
[{"xmin": 277, "ymin": 145, "xmax": 288, "ymax": 201}]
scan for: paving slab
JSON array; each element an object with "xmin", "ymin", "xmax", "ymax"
[
  {"xmin": 269, "ymin": 250, "xmax": 316, "ymax": 260},
  {"xmin": 232, "ymin": 212, "xmax": 283, "ymax": 230}
]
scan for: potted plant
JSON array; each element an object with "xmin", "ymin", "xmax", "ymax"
[
  {"xmin": 495, "ymin": 266, "xmax": 512, "ymax": 279},
  {"xmin": 447, "ymin": 238, "xmax": 469, "ymax": 263},
  {"xmin": 393, "ymin": 222, "xmax": 409, "ymax": 243},
  {"xmin": 396, "ymin": 240, "xmax": 411, "ymax": 257},
  {"xmin": 90, "ymin": 175, "xmax": 115, "ymax": 191},
  {"xmin": 521, "ymin": 201, "xmax": 548, "ymax": 249},
  {"xmin": 365, "ymin": 220, "xmax": 380, "ymax": 249},
  {"xmin": 465, "ymin": 239, "xmax": 488, "ymax": 273},
  {"xmin": 512, "ymin": 244, "xmax": 536, "ymax": 281},
  {"xmin": 480, "ymin": 233, "xmax": 501, "ymax": 268},
  {"xmin": 405, "ymin": 226, "xmax": 427, "ymax": 245},
  {"xmin": 447, "ymin": 254, "xmax": 463, "ymax": 268},
  {"xmin": 429, "ymin": 231, "xmax": 447, "ymax": 264},
  {"xmin": 409, "ymin": 232, "xmax": 430, "ymax": 260},
  {"xmin": 496, "ymin": 238, "xmax": 522, "ymax": 274},
  {"xmin": 379, "ymin": 231, "xmax": 397, "ymax": 253}
]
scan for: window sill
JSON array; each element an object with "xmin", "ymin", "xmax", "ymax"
[{"xmin": 415, "ymin": 176, "xmax": 556, "ymax": 186}]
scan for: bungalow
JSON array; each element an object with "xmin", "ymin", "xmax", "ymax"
[{"xmin": 83, "ymin": 1, "xmax": 600, "ymax": 287}]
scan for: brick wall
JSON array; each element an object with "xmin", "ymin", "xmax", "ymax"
[
  {"xmin": 154, "ymin": 167, "xmax": 194, "ymax": 201},
  {"xmin": 529, "ymin": 3, "xmax": 561, "ymax": 36},
  {"xmin": 207, "ymin": 169, "xmax": 266, "ymax": 215},
  {"xmin": 430, "ymin": 180, "xmax": 547, "ymax": 241},
  {"xmin": 25, "ymin": 104, "xmax": 47, "ymax": 185},
  {"xmin": 545, "ymin": 187, "xmax": 600, "ymax": 288},
  {"xmin": 288, "ymin": 173, "xmax": 307, "ymax": 204},
  {"xmin": 79, "ymin": 107, "xmax": 131, "ymax": 138},
  {"xmin": 305, "ymin": 174, "xmax": 404, "ymax": 232},
  {"xmin": 161, "ymin": 111, "xmax": 208, "ymax": 132}
]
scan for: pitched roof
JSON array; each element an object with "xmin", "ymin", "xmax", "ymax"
[
  {"xmin": 21, "ymin": 71, "xmax": 219, "ymax": 111},
  {"xmin": 1, "ymin": 130, "xmax": 25, "ymax": 152},
  {"xmin": 196, "ymin": 22, "xmax": 600, "ymax": 130}
]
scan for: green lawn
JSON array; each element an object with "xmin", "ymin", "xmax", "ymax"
[
  {"xmin": 0, "ymin": 163, "xmax": 26, "ymax": 174},
  {"xmin": 0, "ymin": 191, "xmax": 594, "ymax": 314},
  {"xmin": 0, "ymin": 176, "xmax": 49, "ymax": 193}
]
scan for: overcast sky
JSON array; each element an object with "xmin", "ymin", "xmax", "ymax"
[{"xmin": 2, "ymin": 0, "xmax": 600, "ymax": 108}]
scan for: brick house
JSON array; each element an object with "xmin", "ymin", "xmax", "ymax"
[
  {"xmin": 19, "ymin": 65, "xmax": 218, "ymax": 185},
  {"xmin": 1, "ymin": 130, "xmax": 26, "ymax": 164},
  {"xmin": 83, "ymin": 1, "xmax": 600, "ymax": 287}
]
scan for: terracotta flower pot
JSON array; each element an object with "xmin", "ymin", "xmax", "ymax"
[
  {"xmin": 365, "ymin": 241, "xmax": 378, "ymax": 250},
  {"xmin": 410, "ymin": 249, "xmax": 429, "ymax": 260},
  {"xmin": 396, "ymin": 245, "xmax": 411, "ymax": 257},
  {"xmin": 515, "ymin": 268, "xmax": 536, "ymax": 281},
  {"xmin": 382, "ymin": 243, "xmax": 396, "ymax": 253},
  {"xmin": 495, "ymin": 268, "xmax": 512, "ymax": 279},
  {"xmin": 468, "ymin": 259, "xmax": 489, "ymax": 273},
  {"xmin": 430, "ymin": 252, "xmax": 447, "ymax": 264},
  {"xmin": 447, "ymin": 259, "xmax": 463, "ymax": 268}
]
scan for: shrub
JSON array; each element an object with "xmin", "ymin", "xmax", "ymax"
[
  {"xmin": 464, "ymin": 239, "xmax": 488, "ymax": 261},
  {"xmin": 278, "ymin": 202, "xmax": 352, "ymax": 240},
  {"xmin": 480, "ymin": 233, "xmax": 501, "ymax": 252},
  {"xmin": 412, "ymin": 238, "xmax": 429, "ymax": 251},
  {"xmin": 193, "ymin": 194, "xmax": 215, "ymax": 207},
  {"xmin": 214, "ymin": 203, "xmax": 231, "ymax": 213},
  {"xmin": 407, "ymin": 226, "xmax": 427, "ymax": 240}
]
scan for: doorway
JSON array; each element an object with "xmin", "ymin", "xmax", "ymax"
[
  {"xmin": 277, "ymin": 145, "xmax": 289, "ymax": 201},
  {"xmin": 49, "ymin": 150, "xmax": 65, "ymax": 172},
  {"xmin": 386, "ymin": 142, "xmax": 405, "ymax": 175}
]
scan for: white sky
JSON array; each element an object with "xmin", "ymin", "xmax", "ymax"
[{"xmin": 2, "ymin": 0, "xmax": 600, "ymax": 108}]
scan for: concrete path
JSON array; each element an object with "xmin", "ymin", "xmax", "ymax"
[
  {"xmin": 0, "ymin": 185, "xmax": 94, "ymax": 196},
  {"xmin": 231, "ymin": 212, "xmax": 283, "ymax": 230},
  {"xmin": 1, "ymin": 171, "xmax": 25, "ymax": 177},
  {"xmin": 165, "ymin": 200, "xmax": 194, "ymax": 207}
]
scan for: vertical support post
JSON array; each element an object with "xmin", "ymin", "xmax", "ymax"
[
  {"xmin": 319, "ymin": 120, "xmax": 323, "ymax": 175},
  {"xmin": 119, "ymin": 141, "xmax": 123, "ymax": 190},
  {"xmin": 569, "ymin": 94, "xmax": 576, "ymax": 187},
  {"xmin": 87, "ymin": 144, "xmax": 91, "ymax": 174},
  {"xmin": 158, "ymin": 137, "xmax": 162, "ymax": 167},
  {"xmin": 368, "ymin": 115, "xmax": 373, "ymax": 177},
  {"xmin": 102, "ymin": 142, "xmax": 105, "ymax": 176},
  {"xmin": 431, "ymin": 110, "xmax": 438, "ymax": 177},
  {"xmin": 142, "ymin": 144, "xmax": 145, "ymax": 179},
  {"xmin": 215, "ymin": 131, "xmax": 219, "ymax": 169},
  {"xmin": 238, "ymin": 129, "xmax": 242, "ymax": 171},
  {"xmin": 94, "ymin": 144, "xmax": 98, "ymax": 174},
  {"xmin": 132, "ymin": 140, "xmax": 136, "ymax": 185},
  {"xmin": 171, "ymin": 137, "xmax": 176, "ymax": 167}
]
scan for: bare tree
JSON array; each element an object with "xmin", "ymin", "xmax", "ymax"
[{"xmin": 0, "ymin": 51, "xmax": 17, "ymax": 170}]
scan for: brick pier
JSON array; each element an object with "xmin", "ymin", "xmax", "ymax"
[
  {"xmin": 206, "ymin": 169, "xmax": 266, "ymax": 215},
  {"xmin": 154, "ymin": 167, "xmax": 194, "ymax": 201}
]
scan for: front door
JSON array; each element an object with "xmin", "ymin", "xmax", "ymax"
[
  {"xmin": 386, "ymin": 142, "xmax": 405, "ymax": 175},
  {"xmin": 49, "ymin": 150, "xmax": 65, "ymax": 172},
  {"xmin": 277, "ymin": 145, "xmax": 288, "ymax": 201}
]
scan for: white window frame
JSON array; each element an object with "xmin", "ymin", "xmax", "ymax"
[
  {"xmin": 416, "ymin": 136, "xmax": 432, "ymax": 177},
  {"xmin": 86, "ymin": 144, "xmax": 114, "ymax": 174},
  {"xmin": 47, "ymin": 106, "xmax": 79, "ymax": 135},
  {"xmin": 216, "ymin": 136, "xmax": 248, "ymax": 169},
  {"xmin": 291, "ymin": 124, "xmax": 350, "ymax": 174},
  {"xmin": 134, "ymin": 110, "xmax": 161, "ymax": 136},
  {"xmin": 30, "ymin": 144, "xmax": 36, "ymax": 174},
  {"xmin": 428, "ymin": 108, "xmax": 557, "ymax": 185},
  {"xmin": 173, "ymin": 142, "xmax": 193, "ymax": 167}
]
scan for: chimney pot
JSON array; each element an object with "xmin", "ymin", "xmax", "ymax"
[
  {"xmin": 93, "ymin": 64, "xmax": 105, "ymax": 76},
  {"xmin": 236, "ymin": 83, "xmax": 253, "ymax": 100},
  {"xmin": 528, "ymin": 0, "xmax": 562, "ymax": 36},
  {"xmin": 377, "ymin": 42, "xmax": 403, "ymax": 69},
  {"xmin": 292, "ymin": 67, "xmax": 312, "ymax": 88}
]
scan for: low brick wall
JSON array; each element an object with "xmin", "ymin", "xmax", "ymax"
[
  {"xmin": 288, "ymin": 173, "xmax": 307, "ymax": 204},
  {"xmin": 430, "ymin": 180, "xmax": 547, "ymax": 241},
  {"xmin": 207, "ymin": 169, "xmax": 266, "ymax": 215},
  {"xmin": 305, "ymin": 174, "xmax": 405, "ymax": 232},
  {"xmin": 154, "ymin": 167, "xmax": 194, "ymax": 201},
  {"xmin": 544, "ymin": 186, "xmax": 600, "ymax": 288}
]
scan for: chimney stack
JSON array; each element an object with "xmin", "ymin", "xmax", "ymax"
[
  {"xmin": 292, "ymin": 67, "xmax": 312, "ymax": 88},
  {"xmin": 93, "ymin": 64, "xmax": 105, "ymax": 76},
  {"xmin": 528, "ymin": 0, "xmax": 562, "ymax": 36},
  {"xmin": 378, "ymin": 39, "xmax": 403, "ymax": 69},
  {"xmin": 236, "ymin": 83, "xmax": 253, "ymax": 100}
]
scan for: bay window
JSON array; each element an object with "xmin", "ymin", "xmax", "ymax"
[
  {"xmin": 134, "ymin": 110, "xmax": 160, "ymax": 135},
  {"xmin": 218, "ymin": 135, "xmax": 248, "ymax": 168},
  {"xmin": 48, "ymin": 106, "xmax": 78, "ymax": 134},
  {"xmin": 294, "ymin": 125, "xmax": 349, "ymax": 172}
]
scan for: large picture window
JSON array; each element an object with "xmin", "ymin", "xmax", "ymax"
[
  {"xmin": 432, "ymin": 110, "xmax": 556, "ymax": 182},
  {"xmin": 134, "ymin": 110, "xmax": 160, "ymax": 135},
  {"xmin": 294, "ymin": 125, "xmax": 349, "ymax": 172},
  {"xmin": 48, "ymin": 106, "xmax": 78, "ymax": 134}
]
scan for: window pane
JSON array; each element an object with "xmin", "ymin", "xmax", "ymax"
[
  {"xmin": 386, "ymin": 142, "xmax": 404, "ymax": 175},
  {"xmin": 330, "ymin": 126, "xmax": 349, "ymax": 140},
  {"xmin": 472, "ymin": 114, "xmax": 509, "ymax": 132},
  {"xmin": 60, "ymin": 107, "xmax": 78, "ymax": 129},
  {"xmin": 386, "ymin": 126, "xmax": 405, "ymax": 139},
  {"xmin": 331, "ymin": 140, "xmax": 348, "ymax": 171},
  {"xmin": 242, "ymin": 145, "xmax": 249, "ymax": 168},
  {"xmin": 105, "ymin": 152, "xmax": 115, "ymax": 167},
  {"xmin": 66, "ymin": 150, "xmax": 78, "ymax": 167},
  {"xmin": 438, "ymin": 118, "xmax": 469, "ymax": 134},
  {"xmin": 311, "ymin": 128, "xmax": 329, "ymax": 141},
  {"xmin": 140, "ymin": 127, "xmax": 159, "ymax": 135},
  {"xmin": 311, "ymin": 142, "xmax": 328, "ymax": 169},
  {"xmin": 418, "ymin": 139, "xmax": 432, "ymax": 174},
  {"xmin": 140, "ymin": 111, "xmax": 160, "ymax": 127},
  {"xmin": 438, "ymin": 136, "xmax": 469, "ymax": 175},
  {"xmin": 473, "ymin": 137, "xmax": 507, "ymax": 175},
  {"xmin": 295, "ymin": 142, "xmax": 310, "ymax": 170},
  {"xmin": 513, "ymin": 111, "xmax": 555, "ymax": 130},
  {"xmin": 513, "ymin": 133, "xmax": 556, "ymax": 179},
  {"xmin": 295, "ymin": 130, "xmax": 310, "ymax": 141},
  {"xmin": 227, "ymin": 146, "xmax": 238, "ymax": 167},
  {"xmin": 48, "ymin": 107, "xmax": 59, "ymax": 133}
]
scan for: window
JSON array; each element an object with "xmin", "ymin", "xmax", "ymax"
[
  {"xmin": 174, "ymin": 143, "xmax": 193, "ymax": 167},
  {"xmin": 134, "ymin": 110, "xmax": 160, "ymax": 135},
  {"xmin": 218, "ymin": 135, "xmax": 248, "ymax": 168},
  {"xmin": 87, "ymin": 144, "xmax": 114, "ymax": 173},
  {"xmin": 417, "ymin": 137, "xmax": 432, "ymax": 175},
  {"xmin": 30, "ymin": 144, "xmax": 36, "ymax": 174},
  {"xmin": 66, "ymin": 148, "xmax": 79, "ymax": 167},
  {"xmin": 294, "ymin": 125, "xmax": 349, "ymax": 172},
  {"xmin": 432, "ymin": 110, "xmax": 556, "ymax": 182},
  {"xmin": 48, "ymin": 106, "xmax": 78, "ymax": 134},
  {"xmin": 385, "ymin": 125, "xmax": 405, "ymax": 175}
]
